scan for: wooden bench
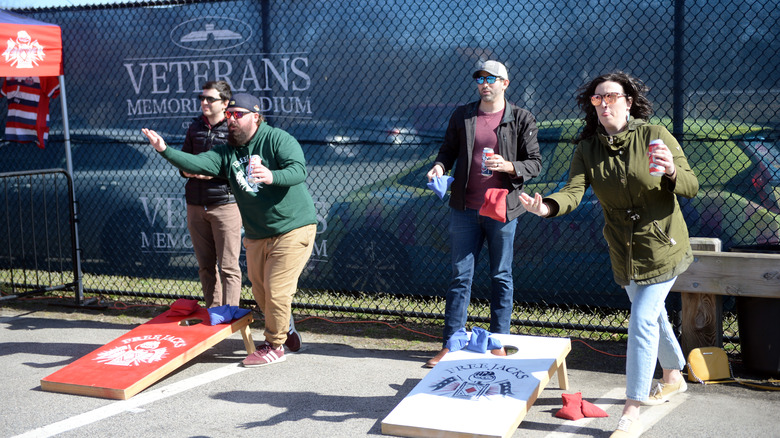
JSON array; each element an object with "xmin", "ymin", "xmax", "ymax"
[{"xmin": 673, "ymin": 237, "xmax": 780, "ymax": 356}]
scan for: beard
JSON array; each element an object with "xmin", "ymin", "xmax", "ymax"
[
  {"xmin": 480, "ymin": 90, "xmax": 498, "ymax": 103},
  {"xmin": 228, "ymin": 127, "xmax": 252, "ymax": 146}
]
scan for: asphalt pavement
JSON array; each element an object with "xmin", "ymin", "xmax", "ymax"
[{"xmin": 1, "ymin": 304, "xmax": 779, "ymax": 438}]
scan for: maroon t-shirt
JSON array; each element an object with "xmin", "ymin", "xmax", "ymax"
[{"xmin": 465, "ymin": 109, "xmax": 504, "ymax": 210}]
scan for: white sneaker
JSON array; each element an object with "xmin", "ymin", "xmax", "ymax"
[
  {"xmin": 643, "ymin": 378, "xmax": 688, "ymax": 405},
  {"xmin": 610, "ymin": 416, "xmax": 643, "ymax": 438}
]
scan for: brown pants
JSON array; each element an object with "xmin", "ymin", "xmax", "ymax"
[
  {"xmin": 244, "ymin": 224, "xmax": 316, "ymax": 348},
  {"xmin": 187, "ymin": 203, "xmax": 243, "ymax": 307}
]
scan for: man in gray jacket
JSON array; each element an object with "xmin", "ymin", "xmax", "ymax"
[{"xmin": 425, "ymin": 60, "xmax": 542, "ymax": 367}]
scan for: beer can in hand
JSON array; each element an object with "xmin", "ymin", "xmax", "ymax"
[
  {"xmin": 481, "ymin": 148, "xmax": 494, "ymax": 176},
  {"xmin": 247, "ymin": 155, "xmax": 262, "ymax": 184},
  {"xmin": 648, "ymin": 140, "xmax": 665, "ymax": 177}
]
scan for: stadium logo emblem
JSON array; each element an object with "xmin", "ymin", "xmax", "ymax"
[
  {"xmin": 170, "ymin": 16, "xmax": 252, "ymax": 52},
  {"xmin": 2, "ymin": 30, "xmax": 46, "ymax": 69}
]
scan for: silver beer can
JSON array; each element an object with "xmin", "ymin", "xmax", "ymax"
[
  {"xmin": 247, "ymin": 154, "xmax": 262, "ymax": 183},
  {"xmin": 481, "ymin": 148, "xmax": 494, "ymax": 176}
]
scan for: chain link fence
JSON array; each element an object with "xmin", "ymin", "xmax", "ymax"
[{"xmin": 1, "ymin": 0, "xmax": 779, "ymax": 347}]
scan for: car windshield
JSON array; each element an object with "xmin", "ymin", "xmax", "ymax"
[
  {"xmin": 402, "ymin": 105, "xmax": 455, "ymax": 136},
  {"xmin": 756, "ymin": 142, "xmax": 780, "ymax": 161},
  {"xmin": 71, "ymin": 139, "xmax": 148, "ymax": 171},
  {"xmin": 284, "ymin": 120, "xmax": 334, "ymax": 141},
  {"xmin": 752, "ymin": 129, "xmax": 780, "ymax": 158},
  {"xmin": 750, "ymin": 128, "xmax": 780, "ymax": 142}
]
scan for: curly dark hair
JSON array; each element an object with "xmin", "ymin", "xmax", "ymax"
[{"xmin": 573, "ymin": 71, "xmax": 653, "ymax": 144}]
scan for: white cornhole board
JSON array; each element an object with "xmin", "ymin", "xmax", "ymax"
[{"xmin": 382, "ymin": 333, "xmax": 571, "ymax": 438}]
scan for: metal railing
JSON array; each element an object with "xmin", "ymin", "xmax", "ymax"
[{"xmin": 0, "ymin": 169, "xmax": 82, "ymax": 303}]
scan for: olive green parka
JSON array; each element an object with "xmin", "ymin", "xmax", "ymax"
[{"xmin": 545, "ymin": 119, "xmax": 699, "ymax": 286}]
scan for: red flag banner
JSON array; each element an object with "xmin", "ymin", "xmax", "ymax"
[{"xmin": 0, "ymin": 11, "xmax": 63, "ymax": 77}]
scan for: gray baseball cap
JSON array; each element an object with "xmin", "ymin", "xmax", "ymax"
[{"xmin": 472, "ymin": 60, "xmax": 509, "ymax": 80}]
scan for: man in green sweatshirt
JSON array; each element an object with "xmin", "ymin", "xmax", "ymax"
[{"xmin": 142, "ymin": 93, "xmax": 317, "ymax": 367}]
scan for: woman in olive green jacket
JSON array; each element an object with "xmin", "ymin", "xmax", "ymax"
[{"xmin": 520, "ymin": 72, "xmax": 699, "ymax": 438}]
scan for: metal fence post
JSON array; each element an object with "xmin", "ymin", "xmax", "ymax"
[{"xmin": 672, "ymin": 0, "xmax": 686, "ymax": 141}]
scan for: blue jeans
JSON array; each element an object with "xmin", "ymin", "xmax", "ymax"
[
  {"xmin": 625, "ymin": 278, "xmax": 686, "ymax": 401},
  {"xmin": 442, "ymin": 208, "xmax": 517, "ymax": 346}
]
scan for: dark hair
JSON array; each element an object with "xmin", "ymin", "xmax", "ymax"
[
  {"xmin": 202, "ymin": 80, "xmax": 232, "ymax": 101},
  {"xmin": 573, "ymin": 71, "xmax": 653, "ymax": 144}
]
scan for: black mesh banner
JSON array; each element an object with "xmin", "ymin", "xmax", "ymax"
[{"xmin": 1, "ymin": 0, "xmax": 778, "ymax": 318}]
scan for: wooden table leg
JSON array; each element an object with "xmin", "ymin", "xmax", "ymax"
[
  {"xmin": 557, "ymin": 359, "xmax": 569, "ymax": 390},
  {"xmin": 240, "ymin": 324, "xmax": 255, "ymax": 354}
]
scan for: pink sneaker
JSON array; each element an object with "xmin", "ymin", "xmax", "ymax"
[{"xmin": 242, "ymin": 342, "xmax": 285, "ymax": 367}]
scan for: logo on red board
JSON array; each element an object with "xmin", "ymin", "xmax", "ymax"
[
  {"xmin": 94, "ymin": 334, "xmax": 186, "ymax": 367},
  {"xmin": 2, "ymin": 30, "xmax": 46, "ymax": 69}
]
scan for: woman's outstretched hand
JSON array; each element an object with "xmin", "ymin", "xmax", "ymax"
[{"xmin": 519, "ymin": 192, "xmax": 549, "ymax": 217}]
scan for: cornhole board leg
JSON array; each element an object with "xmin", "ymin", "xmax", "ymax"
[
  {"xmin": 556, "ymin": 356, "xmax": 569, "ymax": 390},
  {"xmin": 240, "ymin": 322, "xmax": 256, "ymax": 355},
  {"xmin": 382, "ymin": 334, "xmax": 571, "ymax": 438},
  {"xmin": 41, "ymin": 309, "xmax": 254, "ymax": 400}
]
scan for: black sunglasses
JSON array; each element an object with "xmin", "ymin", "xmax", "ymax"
[{"xmin": 198, "ymin": 95, "xmax": 221, "ymax": 103}]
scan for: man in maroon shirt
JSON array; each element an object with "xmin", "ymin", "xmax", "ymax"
[{"xmin": 424, "ymin": 60, "xmax": 542, "ymax": 368}]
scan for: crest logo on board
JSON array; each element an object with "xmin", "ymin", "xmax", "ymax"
[
  {"xmin": 431, "ymin": 371, "xmax": 514, "ymax": 400},
  {"xmin": 94, "ymin": 334, "xmax": 187, "ymax": 366},
  {"xmin": 2, "ymin": 30, "xmax": 45, "ymax": 69},
  {"xmin": 430, "ymin": 362, "xmax": 533, "ymax": 400}
]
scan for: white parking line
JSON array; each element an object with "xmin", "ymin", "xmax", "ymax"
[
  {"xmin": 544, "ymin": 387, "xmax": 690, "ymax": 438},
  {"xmin": 638, "ymin": 391, "xmax": 690, "ymax": 431},
  {"xmin": 13, "ymin": 363, "xmax": 248, "ymax": 438}
]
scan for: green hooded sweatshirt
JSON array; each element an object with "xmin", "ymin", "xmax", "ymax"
[{"xmin": 159, "ymin": 122, "xmax": 316, "ymax": 240}]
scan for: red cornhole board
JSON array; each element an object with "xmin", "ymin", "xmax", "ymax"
[
  {"xmin": 40, "ymin": 308, "xmax": 255, "ymax": 400},
  {"xmin": 382, "ymin": 333, "xmax": 571, "ymax": 438}
]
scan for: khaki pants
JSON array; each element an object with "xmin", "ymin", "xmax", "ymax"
[
  {"xmin": 244, "ymin": 224, "xmax": 316, "ymax": 348},
  {"xmin": 187, "ymin": 203, "xmax": 243, "ymax": 307}
]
